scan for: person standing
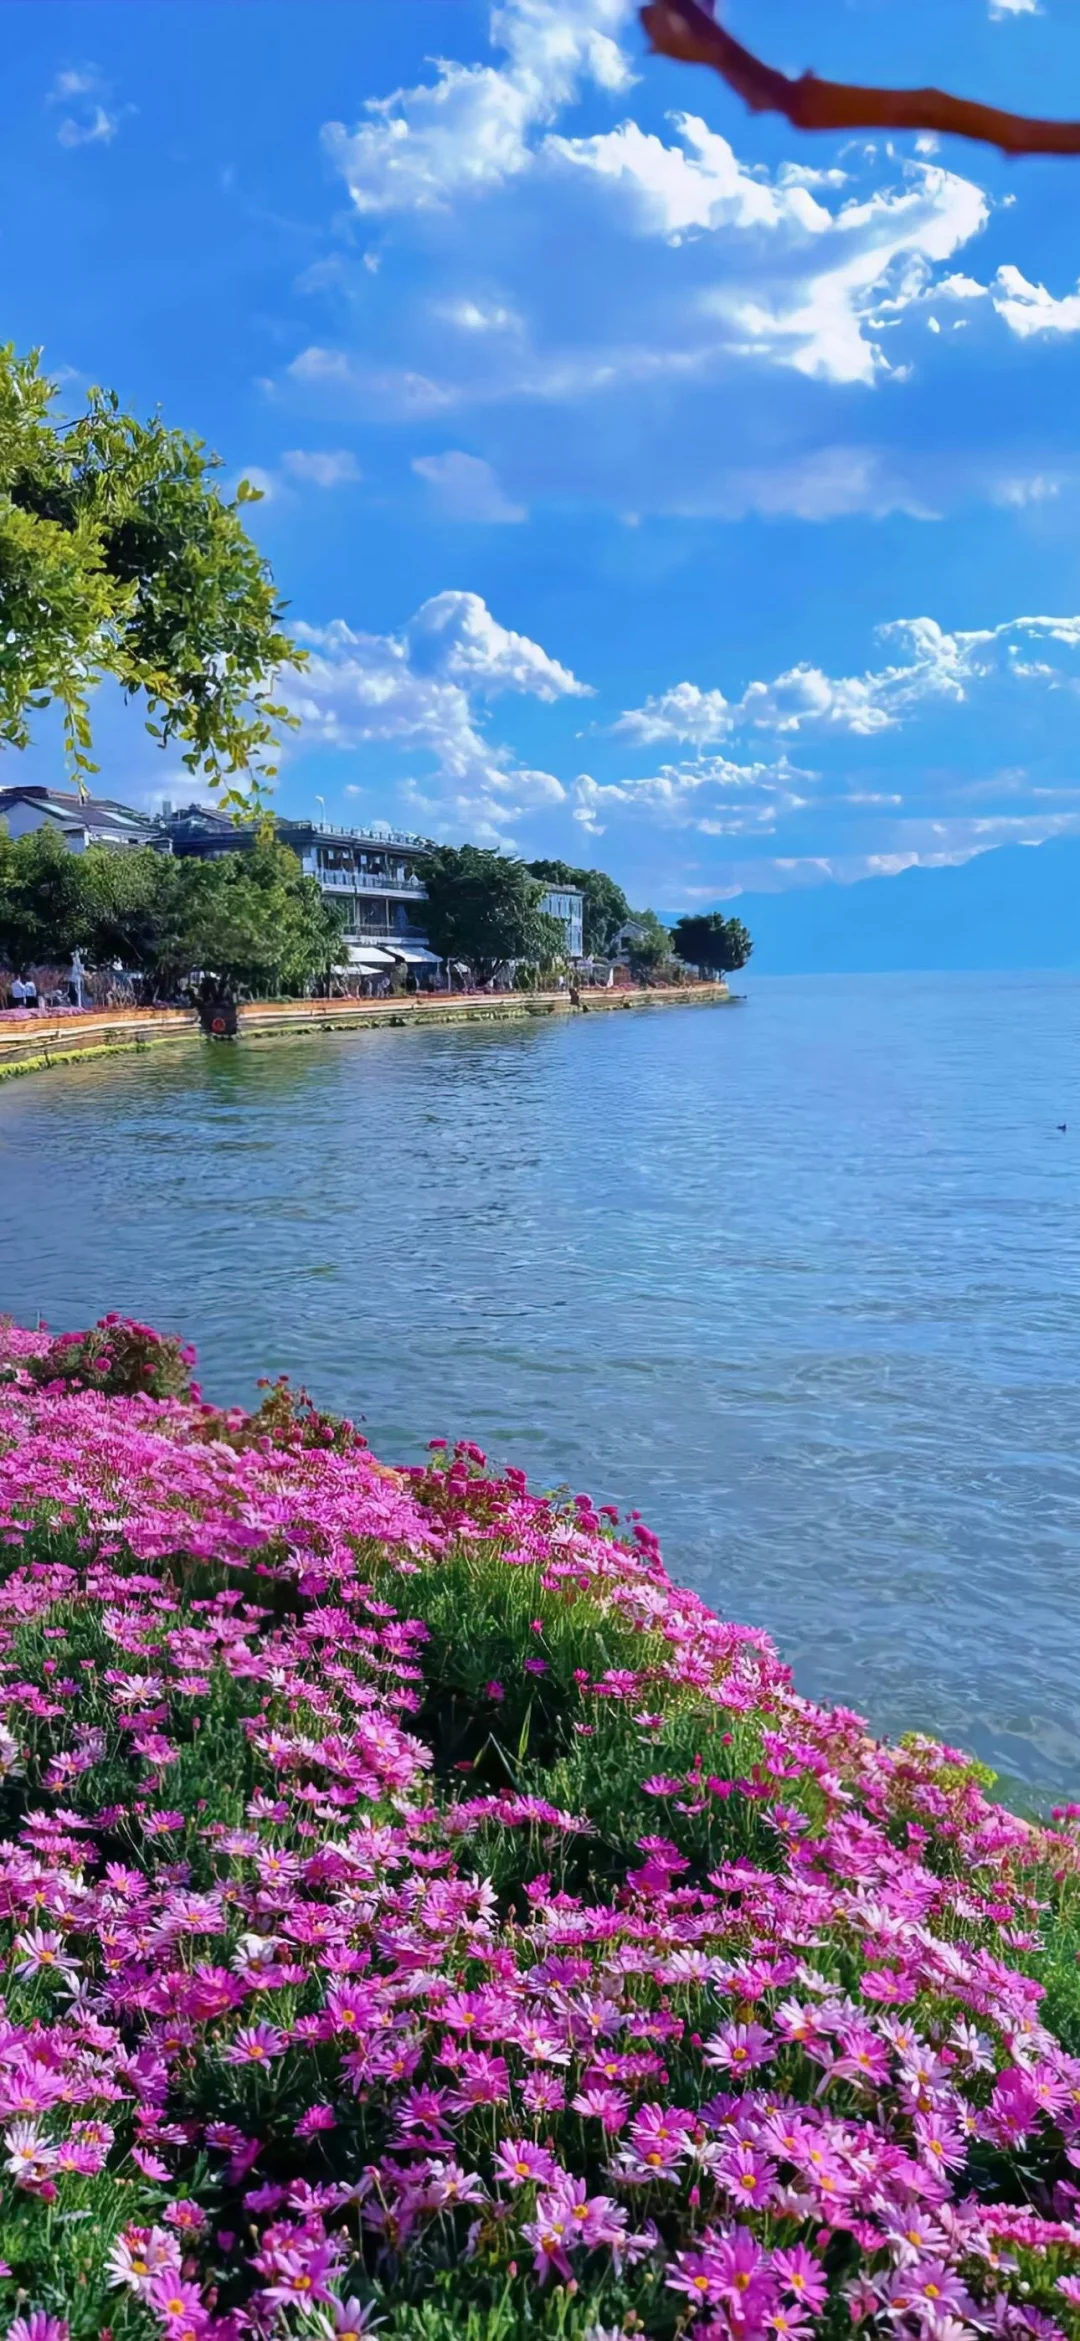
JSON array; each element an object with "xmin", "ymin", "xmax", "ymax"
[{"xmin": 8, "ymin": 975, "xmax": 27, "ymax": 1010}]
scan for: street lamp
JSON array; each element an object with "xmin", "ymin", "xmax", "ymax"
[{"xmin": 315, "ymin": 796, "xmax": 326, "ymax": 829}]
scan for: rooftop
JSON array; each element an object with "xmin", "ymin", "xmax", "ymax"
[
  {"xmin": 158, "ymin": 803, "xmax": 432, "ymax": 851},
  {"xmin": 0, "ymin": 785, "xmax": 162, "ymax": 838}
]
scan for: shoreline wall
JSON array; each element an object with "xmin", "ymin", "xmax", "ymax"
[{"xmin": 0, "ymin": 981, "xmax": 736, "ymax": 1082}]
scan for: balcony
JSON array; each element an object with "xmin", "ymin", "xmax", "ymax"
[
  {"xmin": 311, "ymin": 867, "xmax": 427, "ymax": 898},
  {"xmin": 347, "ymin": 909, "xmax": 429, "ymax": 938}
]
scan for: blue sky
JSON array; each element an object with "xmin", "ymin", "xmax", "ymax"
[{"xmin": 7, "ymin": 0, "xmax": 1080, "ymax": 912}]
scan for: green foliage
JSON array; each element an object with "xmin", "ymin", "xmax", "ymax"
[
  {"xmin": 625, "ymin": 908, "xmax": 672, "ymax": 973},
  {"xmin": 366, "ymin": 2275, "xmax": 662, "ymax": 2336},
  {"xmin": 70, "ymin": 832, "xmax": 179, "ymax": 968},
  {"xmin": 25, "ymin": 1316, "xmax": 196, "ymax": 1401},
  {"xmin": 0, "ymin": 818, "xmax": 87, "ymax": 970},
  {"xmin": 363, "ymin": 1539, "xmax": 792, "ymax": 1899},
  {"xmin": 0, "ymin": 342, "xmax": 301, "ymax": 807},
  {"xmin": 526, "ymin": 857, "xmax": 630, "ymax": 955},
  {"xmin": 151, "ymin": 834, "xmax": 345, "ymax": 994},
  {"xmin": 670, "ymin": 909, "xmax": 753, "ymax": 977},
  {"xmin": 417, "ymin": 843, "xmax": 567, "ymax": 982},
  {"xmin": 0, "ymin": 825, "xmax": 345, "ymax": 994},
  {"xmin": 1025, "ymin": 1877, "xmax": 1080, "ymax": 2053}
]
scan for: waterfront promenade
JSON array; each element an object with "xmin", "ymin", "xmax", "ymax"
[{"xmin": 0, "ymin": 979, "xmax": 734, "ymax": 1081}]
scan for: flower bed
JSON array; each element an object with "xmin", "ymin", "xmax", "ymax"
[{"xmin": 1, "ymin": 1317, "xmax": 1080, "ymax": 2341}]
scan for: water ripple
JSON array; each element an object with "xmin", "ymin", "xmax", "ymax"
[{"xmin": 2, "ymin": 971, "xmax": 1078, "ymax": 1799}]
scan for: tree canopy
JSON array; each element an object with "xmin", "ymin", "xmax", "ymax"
[
  {"xmin": 0, "ymin": 828, "xmax": 344, "ymax": 995},
  {"xmin": 417, "ymin": 844, "xmax": 567, "ymax": 983},
  {"xmin": 670, "ymin": 909, "xmax": 753, "ymax": 977},
  {"xmin": 0, "ymin": 823, "xmax": 86, "ymax": 975},
  {"xmin": 624, "ymin": 908, "xmax": 673, "ymax": 974},
  {"xmin": 0, "ymin": 345, "xmax": 300, "ymax": 812},
  {"xmin": 526, "ymin": 859, "xmax": 630, "ymax": 957}
]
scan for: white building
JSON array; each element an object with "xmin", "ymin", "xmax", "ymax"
[
  {"xmin": 540, "ymin": 884, "xmax": 585, "ymax": 959},
  {"xmin": 0, "ymin": 785, "xmax": 166, "ymax": 852}
]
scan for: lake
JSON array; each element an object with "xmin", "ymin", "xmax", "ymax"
[{"xmin": 2, "ymin": 971, "xmax": 1078, "ymax": 1803}]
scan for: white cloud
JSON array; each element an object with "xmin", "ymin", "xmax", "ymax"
[
  {"xmin": 541, "ymin": 116, "xmax": 987, "ymax": 385},
  {"xmin": 412, "ymin": 450, "xmax": 526, "ymax": 522},
  {"xmin": 281, "ymin": 448, "xmax": 362, "ymax": 487},
  {"xmin": 993, "ymin": 474, "xmax": 1061, "ymax": 507},
  {"xmin": 547, "ymin": 112, "xmax": 831, "ymax": 238},
  {"xmin": 48, "ymin": 67, "xmax": 100, "ymax": 100},
  {"xmin": 989, "ymin": 0, "xmax": 1039, "ymax": 16},
  {"xmin": 287, "ymin": 346, "xmax": 355, "ymax": 384},
  {"xmin": 611, "ymin": 682, "xmax": 731, "ymax": 746},
  {"xmin": 992, "ymin": 264, "xmax": 1080, "ymax": 339},
  {"xmin": 276, "ymin": 0, "xmax": 1080, "ymax": 534},
  {"xmin": 712, "ymin": 167, "xmax": 988, "ymax": 385},
  {"xmin": 56, "ymin": 102, "xmax": 122, "ymax": 148},
  {"xmin": 284, "ymin": 589, "xmax": 588, "ymax": 833},
  {"xmin": 286, "ymin": 347, "xmax": 455, "ymax": 416},
  {"xmin": 47, "ymin": 61, "xmax": 126, "ymax": 146},
  {"xmin": 322, "ymin": 0, "xmax": 634, "ymax": 214},
  {"xmin": 572, "ymin": 753, "xmax": 806, "ymax": 835},
  {"xmin": 935, "ymin": 272, "xmax": 990, "ymax": 302},
  {"xmin": 312, "ymin": 4, "xmax": 992, "ymax": 417},
  {"xmin": 612, "ymin": 612, "xmax": 1080, "ymax": 748},
  {"xmin": 710, "ymin": 829, "xmax": 1069, "ymax": 895},
  {"xmin": 439, "ymin": 299, "xmax": 522, "ymax": 334},
  {"xmin": 404, "ymin": 590, "xmax": 588, "ymax": 698},
  {"xmin": 662, "ymin": 447, "xmax": 936, "ymax": 522}
]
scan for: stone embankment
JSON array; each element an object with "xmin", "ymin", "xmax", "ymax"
[{"xmin": 0, "ymin": 981, "xmax": 737, "ymax": 1081}]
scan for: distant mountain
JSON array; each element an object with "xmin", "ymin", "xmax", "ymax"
[{"xmin": 680, "ymin": 836, "xmax": 1080, "ymax": 976}]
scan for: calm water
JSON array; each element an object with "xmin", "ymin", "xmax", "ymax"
[{"xmin": 2, "ymin": 973, "xmax": 1078, "ymax": 1802}]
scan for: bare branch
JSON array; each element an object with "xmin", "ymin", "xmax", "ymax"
[{"xmin": 639, "ymin": 0, "xmax": 1080, "ymax": 156}]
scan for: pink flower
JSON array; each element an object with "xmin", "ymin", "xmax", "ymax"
[
  {"xmin": 571, "ymin": 2082, "xmax": 630, "ymax": 2131},
  {"xmin": 520, "ymin": 2201, "xmax": 574, "ymax": 2284},
  {"xmin": 706, "ymin": 2021, "xmax": 773, "ymax": 2076},
  {"xmin": 296, "ymin": 2103, "xmax": 337, "ymax": 2137},
  {"xmin": 223, "ymin": 2022, "xmax": 285, "ymax": 2066},
  {"xmin": 131, "ymin": 2145, "xmax": 172, "ymax": 2180},
  {"xmin": 773, "ymin": 2245, "xmax": 828, "ymax": 2314},
  {"xmin": 148, "ymin": 2273, "xmax": 210, "ymax": 2334},
  {"xmin": 720, "ymin": 2143, "xmax": 779, "ymax": 2209},
  {"xmin": 494, "ymin": 2138, "xmax": 559, "ymax": 2189},
  {"xmin": 668, "ymin": 2250, "xmax": 720, "ymax": 2307},
  {"xmin": 12, "ymin": 1927, "xmax": 80, "ymax": 1981},
  {"xmin": 325, "ymin": 2304, "xmax": 380, "ymax": 2340}
]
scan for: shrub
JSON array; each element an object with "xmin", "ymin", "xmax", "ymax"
[
  {"xmin": 1, "ymin": 1321, "xmax": 1080, "ymax": 2341},
  {"xmin": 26, "ymin": 1312, "xmax": 197, "ymax": 1401}
]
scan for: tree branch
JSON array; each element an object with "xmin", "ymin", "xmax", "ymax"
[{"xmin": 639, "ymin": 0, "xmax": 1080, "ymax": 156}]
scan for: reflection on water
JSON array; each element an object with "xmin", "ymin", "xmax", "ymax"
[{"xmin": 3, "ymin": 972, "xmax": 1079, "ymax": 1800}]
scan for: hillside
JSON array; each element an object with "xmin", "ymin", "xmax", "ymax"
[{"xmin": 697, "ymin": 836, "xmax": 1080, "ymax": 976}]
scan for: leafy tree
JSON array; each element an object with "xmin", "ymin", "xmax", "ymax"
[
  {"xmin": 670, "ymin": 909, "xmax": 753, "ymax": 978},
  {"xmin": 417, "ymin": 844, "xmax": 567, "ymax": 984},
  {"xmin": 152, "ymin": 839, "xmax": 345, "ymax": 996},
  {"xmin": 625, "ymin": 908, "xmax": 673, "ymax": 974},
  {"xmin": 0, "ymin": 826, "xmax": 343, "ymax": 996},
  {"xmin": 75, "ymin": 840, "xmax": 179, "ymax": 971},
  {"xmin": 0, "ymin": 344, "xmax": 300, "ymax": 811},
  {"xmin": 526, "ymin": 858, "xmax": 630, "ymax": 957},
  {"xmin": 0, "ymin": 821, "xmax": 87, "ymax": 971}
]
